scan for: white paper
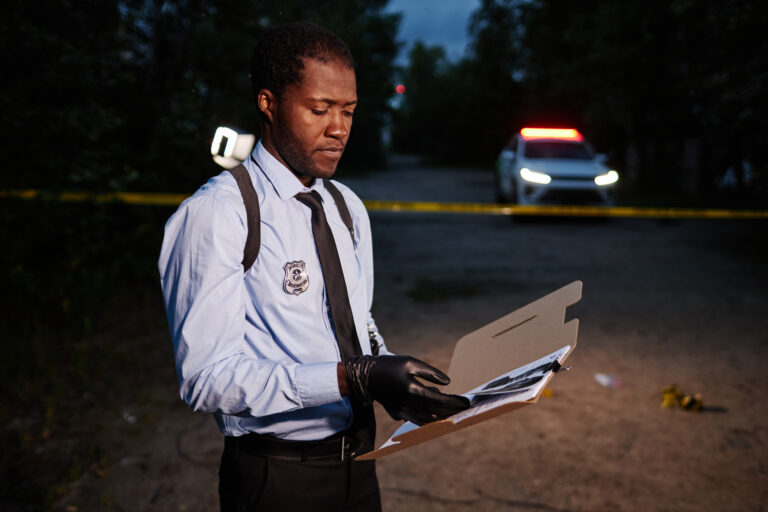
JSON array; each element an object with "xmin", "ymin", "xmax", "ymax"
[
  {"xmin": 380, "ymin": 345, "xmax": 570, "ymax": 448},
  {"xmin": 451, "ymin": 345, "xmax": 568, "ymax": 422}
]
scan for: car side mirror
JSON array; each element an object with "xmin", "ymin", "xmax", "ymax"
[
  {"xmin": 501, "ymin": 149, "xmax": 516, "ymax": 160},
  {"xmin": 595, "ymin": 153, "xmax": 607, "ymax": 164}
]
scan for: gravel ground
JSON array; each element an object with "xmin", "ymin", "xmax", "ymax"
[{"xmin": 54, "ymin": 159, "xmax": 768, "ymax": 511}]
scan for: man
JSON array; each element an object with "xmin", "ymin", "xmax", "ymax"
[{"xmin": 158, "ymin": 22, "xmax": 469, "ymax": 511}]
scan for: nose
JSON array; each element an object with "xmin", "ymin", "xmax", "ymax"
[{"xmin": 325, "ymin": 110, "xmax": 349, "ymax": 140}]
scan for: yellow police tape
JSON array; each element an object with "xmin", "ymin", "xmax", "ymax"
[
  {"xmin": 0, "ymin": 189, "xmax": 189, "ymax": 206},
  {"xmin": 1, "ymin": 189, "xmax": 767, "ymax": 219},
  {"xmin": 363, "ymin": 200, "xmax": 768, "ymax": 219}
]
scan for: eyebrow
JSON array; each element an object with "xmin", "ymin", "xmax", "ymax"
[{"xmin": 309, "ymin": 98, "xmax": 358, "ymax": 107}]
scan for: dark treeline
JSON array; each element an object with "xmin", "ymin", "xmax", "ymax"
[
  {"xmin": 392, "ymin": 0, "xmax": 768, "ymax": 202},
  {"xmin": 0, "ymin": 3, "xmax": 399, "ymax": 507},
  {"xmin": 0, "ymin": 0, "xmax": 400, "ymax": 338},
  {"xmin": 1, "ymin": 0, "xmax": 399, "ymax": 193}
]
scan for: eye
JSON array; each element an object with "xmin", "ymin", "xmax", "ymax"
[
  {"xmin": 311, "ymin": 109, "xmax": 327, "ymax": 116},
  {"xmin": 343, "ymin": 110, "xmax": 354, "ymax": 118}
]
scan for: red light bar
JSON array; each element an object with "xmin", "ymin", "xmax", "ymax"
[{"xmin": 520, "ymin": 127, "xmax": 583, "ymax": 141}]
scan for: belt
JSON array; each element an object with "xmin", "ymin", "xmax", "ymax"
[{"xmin": 225, "ymin": 431, "xmax": 360, "ymax": 461}]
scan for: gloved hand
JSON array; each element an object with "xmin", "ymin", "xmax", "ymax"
[{"xmin": 344, "ymin": 355, "xmax": 470, "ymax": 425}]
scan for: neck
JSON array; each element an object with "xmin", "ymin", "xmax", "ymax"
[{"xmin": 260, "ymin": 134, "xmax": 314, "ymax": 187}]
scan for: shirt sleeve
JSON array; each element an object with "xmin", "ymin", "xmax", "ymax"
[{"xmin": 158, "ymin": 189, "xmax": 341, "ymax": 417}]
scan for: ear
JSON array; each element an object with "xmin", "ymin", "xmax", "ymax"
[{"xmin": 258, "ymin": 89, "xmax": 277, "ymax": 125}]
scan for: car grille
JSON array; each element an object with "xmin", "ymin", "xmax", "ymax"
[
  {"xmin": 550, "ymin": 175, "xmax": 594, "ymax": 181},
  {"xmin": 538, "ymin": 189, "xmax": 604, "ymax": 204}
]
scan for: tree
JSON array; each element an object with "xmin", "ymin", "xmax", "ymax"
[
  {"xmin": 465, "ymin": 0, "xmax": 525, "ymax": 160},
  {"xmin": 0, "ymin": 3, "xmax": 402, "ymax": 508},
  {"xmin": 521, "ymin": 0, "xmax": 768, "ymax": 198},
  {"xmin": 391, "ymin": 42, "xmax": 450, "ymax": 156},
  {"xmin": 391, "ymin": 0, "xmax": 767, "ymax": 202},
  {"xmin": 0, "ymin": 0, "xmax": 130, "ymax": 190},
  {"xmin": 0, "ymin": 0, "xmax": 400, "ymax": 192},
  {"xmin": 391, "ymin": 0, "xmax": 526, "ymax": 164}
]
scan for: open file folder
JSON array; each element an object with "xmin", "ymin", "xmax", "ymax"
[{"xmin": 356, "ymin": 280, "xmax": 582, "ymax": 460}]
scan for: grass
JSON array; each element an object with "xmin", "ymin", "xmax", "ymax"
[
  {"xmin": 1, "ymin": 284, "xmax": 172, "ymax": 511},
  {"xmin": 0, "ymin": 198, "xmax": 175, "ymax": 511}
]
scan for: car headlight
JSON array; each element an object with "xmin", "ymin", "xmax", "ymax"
[
  {"xmin": 520, "ymin": 167, "xmax": 552, "ymax": 185},
  {"xmin": 594, "ymin": 170, "xmax": 619, "ymax": 186}
]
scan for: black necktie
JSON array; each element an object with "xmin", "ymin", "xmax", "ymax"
[
  {"xmin": 295, "ymin": 190, "xmax": 361, "ymax": 359},
  {"xmin": 295, "ymin": 189, "xmax": 375, "ymax": 455}
]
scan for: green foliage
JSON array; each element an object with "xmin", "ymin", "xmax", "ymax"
[
  {"xmin": 0, "ymin": 5, "xmax": 400, "ymax": 505},
  {"xmin": 520, "ymin": 0, "xmax": 768, "ymax": 196},
  {"xmin": 390, "ymin": 0, "xmax": 768, "ymax": 201},
  {"xmin": 1, "ymin": 199, "xmax": 168, "ymax": 339},
  {"xmin": 391, "ymin": 0, "xmax": 525, "ymax": 164},
  {"xmin": 0, "ymin": 196, "xmax": 174, "ymax": 510},
  {"xmin": 391, "ymin": 42, "xmax": 451, "ymax": 157},
  {"xmin": 0, "ymin": 1, "xmax": 401, "ymax": 336},
  {"xmin": 0, "ymin": 1, "xmax": 129, "ymax": 190},
  {"xmin": 1, "ymin": 0, "xmax": 399, "ymax": 193}
]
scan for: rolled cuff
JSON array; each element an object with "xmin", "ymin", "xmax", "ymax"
[{"xmin": 295, "ymin": 362, "xmax": 342, "ymax": 408}]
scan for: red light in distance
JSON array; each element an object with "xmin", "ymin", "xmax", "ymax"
[
  {"xmin": 520, "ymin": 127, "xmax": 583, "ymax": 141},
  {"xmin": 395, "ymin": 84, "xmax": 406, "ymax": 94}
]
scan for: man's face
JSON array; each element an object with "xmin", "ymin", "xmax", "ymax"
[{"xmin": 264, "ymin": 58, "xmax": 357, "ymax": 183}]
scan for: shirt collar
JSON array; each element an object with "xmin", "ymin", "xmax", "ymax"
[{"xmin": 251, "ymin": 140, "xmax": 323, "ymax": 200}]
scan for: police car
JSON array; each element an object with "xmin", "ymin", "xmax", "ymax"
[{"xmin": 495, "ymin": 127, "xmax": 619, "ymax": 205}]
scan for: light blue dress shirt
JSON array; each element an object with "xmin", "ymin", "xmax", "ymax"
[{"xmin": 158, "ymin": 141, "xmax": 388, "ymax": 440}]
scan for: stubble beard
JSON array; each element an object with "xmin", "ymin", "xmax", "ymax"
[{"xmin": 274, "ymin": 129, "xmax": 342, "ymax": 182}]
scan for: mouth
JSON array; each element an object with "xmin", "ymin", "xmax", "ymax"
[{"xmin": 316, "ymin": 146, "xmax": 345, "ymax": 157}]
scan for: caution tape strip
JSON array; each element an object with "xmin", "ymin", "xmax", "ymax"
[
  {"xmin": 363, "ymin": 200, "xmax": 768, "ymax": 219},
  {"xmin": 0, "ymin": 189, "xmax": 188, "ymax": 206},
  {"xmin": 1, "ymin": 189, "xmax": 766, "ymax": 219}
]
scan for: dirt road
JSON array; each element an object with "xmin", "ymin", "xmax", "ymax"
[{"xmin": 55, "ymin": 161, "xmax": 768, "ymax": 511}]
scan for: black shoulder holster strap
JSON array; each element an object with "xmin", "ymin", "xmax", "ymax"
[
  {"xmin": 228, "ymin": 162, "xmax": 355, "ymax": 273},
  {"xmin": 228, "ymin": 164, "xmax": 261, "ymax": 272},
  {"xmin": 322, "ymin": 178, "xmax": 355, "ymax": 242}
]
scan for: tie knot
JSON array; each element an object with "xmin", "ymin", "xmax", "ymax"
[{"xmin": 295, "ymin": 190, "xmax": 323, "ymax": 211}]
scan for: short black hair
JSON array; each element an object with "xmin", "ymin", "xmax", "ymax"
[{"xmin": 250, "ymin": 22, "xmax": 355, "ymax": 103}]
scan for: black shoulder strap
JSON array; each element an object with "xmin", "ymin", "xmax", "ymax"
[
  {"xmin": 322, "ymin": 178, "xmax": 355, "ymax": 243},
  {"xmin": 228, "ymin": 166, "xmax": 355, "ymax": 273},
  {"xmin": 228, "ymin": 164, "xmax": 260, "ymax": 273}
]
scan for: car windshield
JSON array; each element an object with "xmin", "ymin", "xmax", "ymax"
[{"xmin": 524, "ymin": 141, "xmax": 592, "ymax": 160}]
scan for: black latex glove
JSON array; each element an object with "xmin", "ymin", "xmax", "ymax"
[{"xmin": 344, "ymin": 355, "xmax": 471, "ymax": 425}]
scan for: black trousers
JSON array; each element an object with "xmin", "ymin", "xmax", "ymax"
[{"xmin": 218, "ymin": 440, "xmax": 381, "ymax": 512}]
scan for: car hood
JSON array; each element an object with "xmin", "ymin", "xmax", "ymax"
[{"xmin": 519, "ymin": 158, "xmax": 607, "ymax": 177}]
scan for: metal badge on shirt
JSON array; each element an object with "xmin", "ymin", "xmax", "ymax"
[{"xmin": 283, "ymin": 261, "xmax": 309, "ymax": 295}]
